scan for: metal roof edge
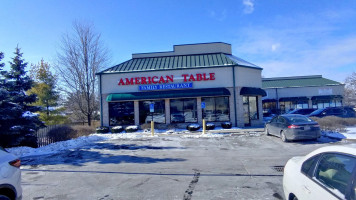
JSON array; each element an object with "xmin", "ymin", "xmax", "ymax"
[
  {"xmin": 262, "ymin": 84, "xmax": 344, "ymax": 89},
  {"xmin": 96, "ymin": 65, "xmax": 238, "ymax": 75},
  {"xmin": 262, "ymin": 75, "xmax": 323, "ymax": 81}
]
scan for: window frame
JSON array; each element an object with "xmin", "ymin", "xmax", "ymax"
[
  {"xmin": 169, "ymin": 98, "xmax": 198, "ymax": 123},
  {"xmin": 108, "ymin": 101, "xmax": 135, "ymax": 126},
  {"xmin": 139, "ymin": 99, "xmax": 166, "ymax": 124},
  {"xmin": 202, "ymin": 96, "xmax": 230, "ymax": 122}
]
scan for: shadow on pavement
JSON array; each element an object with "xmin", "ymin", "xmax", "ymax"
[{"xmin": 21, "ymin": 143, "xmax": 186, "ymax": 166}]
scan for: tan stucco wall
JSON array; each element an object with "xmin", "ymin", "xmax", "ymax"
[{"xmin": 100, "ymin": 66, "xmax": 264, "ymax": 127}]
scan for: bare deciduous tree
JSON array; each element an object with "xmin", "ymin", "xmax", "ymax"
[
  {"xmin": 56, "ymin": 22, "xmax": 108, "ymax": 126},
  {"xmin": 344, "ymin": 72, "xmax": 356, "ymax": 107}
]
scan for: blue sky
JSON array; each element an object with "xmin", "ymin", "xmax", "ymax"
[{"xmin": 1, "ymin": 0, "xmax": 356, "ymax": 82}]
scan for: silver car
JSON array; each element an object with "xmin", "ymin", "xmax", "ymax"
[
  {"xmin": 0, "ymin": 146, "xmax": 22, "ymax": 200},
  {"xmin": 265, "ymin": 114, "xmax": 321, "ymax": 142}
]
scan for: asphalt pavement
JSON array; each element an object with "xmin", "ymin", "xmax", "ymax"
[{"xmin": 20, "ymin": 131, "xmax": 350, "ymax": 200}]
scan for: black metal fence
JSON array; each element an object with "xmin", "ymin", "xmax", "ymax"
[{"xmin": 35, "ymin": 124, "xmax": 67, "ymax": 147}]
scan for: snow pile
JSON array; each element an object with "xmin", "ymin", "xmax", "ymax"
[{"xmin": 322, "ymin": 127, "xmax": 356, "ymax": 140}]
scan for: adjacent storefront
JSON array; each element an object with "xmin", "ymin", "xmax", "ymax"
[
  {"xmin": 97, "ymin": 42, "xmax": 266, "ymax": 128},
  {"xmin": 262, "ymin": 75, "xmax": 344, "ymax": 115}
]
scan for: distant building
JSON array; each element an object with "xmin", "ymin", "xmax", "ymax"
[
  {"xmin": 97, "ymin": 42, "xmax": 266, "ymax": 128},
  {"xmin": 262, "ymin": 75, "xmax": 344, "ymax": 114}
]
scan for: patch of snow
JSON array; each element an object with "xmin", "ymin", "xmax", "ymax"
[
  {"xmin": 322, "ymin": 126, "xmax": 356, "ymax": 140},
  {"xmin": 22, "ymin": 111, "xmax": 39, "ymax": 118},
  {"xmin": 181, "ymin": 133, "xmax": 225, "ymax": 138}
]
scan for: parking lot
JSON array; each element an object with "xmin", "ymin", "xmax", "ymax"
[{"xmin": 20, "ymin": 131, "xmax": 350, "ymax": 200}]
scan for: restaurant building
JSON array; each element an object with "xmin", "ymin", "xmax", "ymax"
[
  {"xmin": 262, "ymin": 75, "xmax": 344, "ymax": 114},
  {"xmin": 97, "ymin": 42, "xmax": 266, "ymax": 128}
]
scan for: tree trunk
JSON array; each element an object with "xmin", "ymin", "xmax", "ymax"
[{"xmin": 87, "ymin": 114, "xmax": 91, "ymax": 126}]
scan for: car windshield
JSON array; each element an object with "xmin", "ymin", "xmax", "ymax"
[
  {"xmin": 285, "ymin": 115, "xmax": 313, "ymax": 123},
  {"xmin": 309, "ymin": 108, "xmax": 324, "ymax": 115}
]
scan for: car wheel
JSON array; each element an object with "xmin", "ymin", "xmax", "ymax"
[
  {"xmin": 281, "ymin": 131, "xmax": 288, "ymax": 142},
  {"xmin": 265, "ymin": 128, "xmax": 270, "ymax": 136},
  {"xmin": 0, "ymin": 195, "xmax": 11, "ymax": 200}
]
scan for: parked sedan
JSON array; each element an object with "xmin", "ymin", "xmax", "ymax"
[
  {"xmin": 0, "ymin": 146, "xmax": 22, "ymax": 200},
  {"xmin": 265, "ymin": 114, "xmax": 321, "ymax": 142},
  {"xmin": 283, "ymin": 145, "xmax": 356, "ymax": 200}
]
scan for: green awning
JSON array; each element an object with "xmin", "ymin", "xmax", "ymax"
[
  {"xmin": 106, "ymin": 88, "xmax": 230, "ymax": 101},
  {"xmin": 262, "ymin": 99, "xmax": 277, "ymax": 103},
  {"xmin": 240, "ymin": 87, "xmax": 267, "ymax": 97},
  {"xmin": 279, "ymin": 97, "xmax": 309, "ymax": 102},
  {"xmin": 311, "ymin": 95, "xmax": 343, "ymax": 100}
]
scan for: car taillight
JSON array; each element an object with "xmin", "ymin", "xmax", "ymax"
[
  {"xmin": 9, "ymin": 159, "xmax": 21, "ymax": 168},
  {"xmin": 288, "ymin": 125, "xmax": 300, "ymax": 129}
]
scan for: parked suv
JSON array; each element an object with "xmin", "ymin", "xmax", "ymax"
[
  {"xmin": 288, "ymin": 108, "xmax": 316, "ymax": 115},
  {"xmin": 308, "ymin": 107, "xmax": 356, "ymax": 118},
  {"xmin": 0, "ymin": 146, "xmax": 22, "ymax": 200}
]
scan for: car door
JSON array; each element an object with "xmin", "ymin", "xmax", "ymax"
[
  {"xmin": 275, "ymin": 116, "xmax": 286, "ymax": 135},
  {"xmin": 267, "ymin": 116, "xmax": 278, "ymax": 136},
  {"xmin": 300, "ymin": 153, "xmax": 356, "ymax": 200}
]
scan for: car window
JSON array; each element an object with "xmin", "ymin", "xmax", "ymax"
[
  {"xmin": 277, "ymin": 117, "xmax": 285, "ymax": 123},
  {"xmin": 286, "ymin": 115, "xmax": 312, "ymax": 123},
  {"xmin": 314, "ymin": 153, "xmax": 356, "ymax": 199},
  {"xmin": 302, "ymin": 154, "xmax": 321, "ymax": 177},
  {"xmin": 270, "ymin": 116, "xmax": 278, "ymax": 123}
]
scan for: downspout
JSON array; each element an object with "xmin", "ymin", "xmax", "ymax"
[
  {"xmin": 275, "ymin": 88, "xmax": 279, "ymax": 112},
  {"xmin": 232, "ymin": 66, "xmax": 238, "ymax": 126},
  {"xmin": 99, "ymin": 74, "xmax": 103, "ymax": 126}
]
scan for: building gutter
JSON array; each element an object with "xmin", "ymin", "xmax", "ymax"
[
  {"xmin": 99, "ymin": 74, "xmax": 103, "ymax": 126},
  {"xmin": 232, "ymin": 66, "xmax": 238, "ymax": 126}
]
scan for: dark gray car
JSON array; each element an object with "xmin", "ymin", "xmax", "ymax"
[{"xmin": 265, "ymin": 114, "xmax": 321, "ymax": 142}]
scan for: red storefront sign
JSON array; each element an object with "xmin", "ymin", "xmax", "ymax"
[{"xmin": 118, "ymin": 73, "xmax": 215, "ymax": 86}]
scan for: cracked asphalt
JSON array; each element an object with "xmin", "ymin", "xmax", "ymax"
[{"xmin": 20, "ymin": 132, "xmax": 350, "ymax": 200}]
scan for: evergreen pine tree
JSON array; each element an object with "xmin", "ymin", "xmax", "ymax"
[{"xmin": 0, "ymin": 47, "xmax": 44, "ymax": 147}]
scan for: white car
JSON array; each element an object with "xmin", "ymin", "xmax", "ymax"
[
  {"xmin": 0, "ymin": 146, "xmax": 22, "ymax": 200},
  {"xmin": 283, "ymin": 145, "xmax": 356, "ymax": 200}
]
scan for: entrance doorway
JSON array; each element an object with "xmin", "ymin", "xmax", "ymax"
[{"xmin": 243, "ymin": 96, "xmax": 258, "ymax": 127}]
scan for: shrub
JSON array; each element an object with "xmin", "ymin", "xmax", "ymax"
[
  {"xmin": 221, "ymin": 122, "xmax": 232, "ymax": 129},
  {"xmin": 96, "ymin": 126, "xmax": 110, "ymax": 134},
  {"xmin": 111, "ymin": 126, "xmax": 124, "ymax": 133},
  {"xmin": 205, "ymin": 123, "xmax": 215, "ymax": 130},
  {"xmin": 187, "ymin": 124, "xmax": 200, "ymax": 131},
  {"xmin": 310, "ymin": 116, "xmax": 356, "ymax": 132},
  {"xmin": 47, "ymin": 125, "xmax": 74, "ymax": 142},
  {"xmin": 125, "ymin": 126, "xmax": 139, "ymax": 133},
  {"xmin": 71, "ymin": 125, "xmax": 95, "ymax": 137}
]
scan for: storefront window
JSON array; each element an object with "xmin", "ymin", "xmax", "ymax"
[
  {"xmin": 202, "ymin": 97, "xmax": 230, "ymax": 122},
  {"xmin": 109, "ymin": 102, "xmax": 134, "ymax": 126},
  {"xmin": 139, "ymin": 100, "xmax": 165, "ymax": 124},
  {"xmin": 312, "ymin": 99, "xmax": 343, "ymax": 109},
  {"xmin": 243, "ymin": 96, "xmax": 259, "ymax": 126},
  {"xmin": 279, "ymin": 100, "xmax": 308, "ymax": 113},
  {"xmin": 170, "ymin": 98, "xmax": 197, "ymax": 123}
]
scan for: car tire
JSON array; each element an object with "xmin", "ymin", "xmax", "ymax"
[
  {"xmin": 0, "ymin": 195, "xmax": 11, "ymax": 200},
  {"xmin": 281, "ymin": 131, "xmax": 288, "ymax": 142},
  {"xmin": 265, "ymin": 128, "xmax": 270, "ymax": 136}
]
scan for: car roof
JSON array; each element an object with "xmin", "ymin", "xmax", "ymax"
[
  {"xmin": 280, "ymin": 114, "xmax": 307, "ymax": 117},
  {"xmin": 306, "ymin": 145, "xmax": 356, "ymax": 158}
]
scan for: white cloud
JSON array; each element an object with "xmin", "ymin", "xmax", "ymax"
[
  {"xmin": 271, "ymin": 43, "xmax": 280, "ymax": 52},
  {"xmin": 232, "ymin": 12, "xmax": 356, "ymax": 82},
  {"xmin": 243, "ymin": 0, "xmax": 255, "ymax": 14},
  {"xmin": 209, "ymin": 9, "xmax": 227, "ymax": 21}
]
